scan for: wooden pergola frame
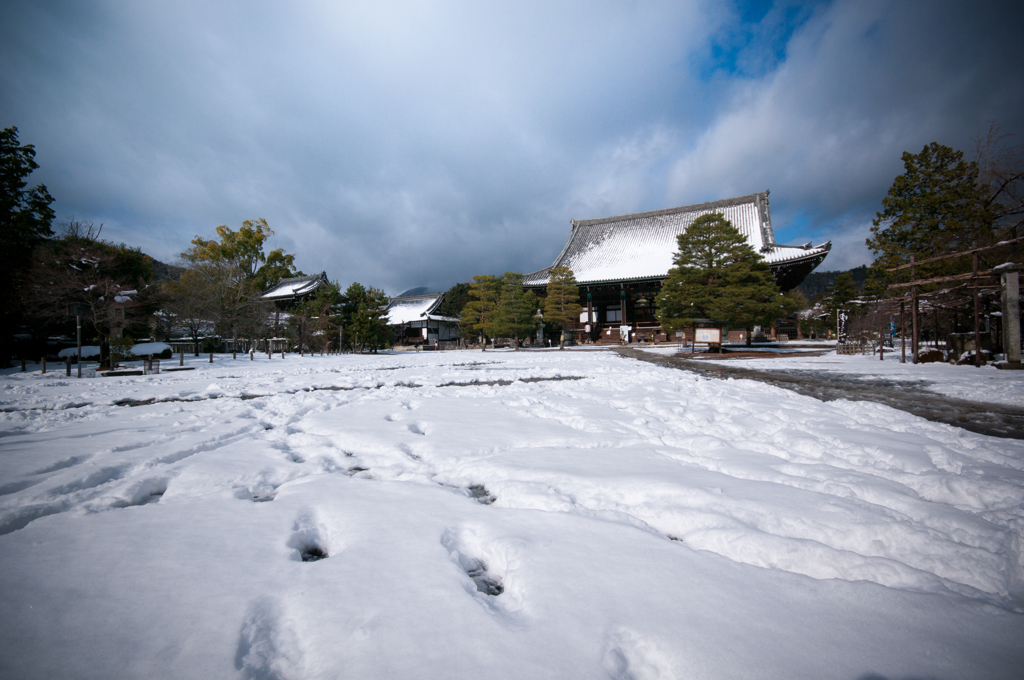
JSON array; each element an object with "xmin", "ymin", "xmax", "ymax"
[{"xmin": 885, "ymin": 235, "xmax": 1023, "ymax": 365}]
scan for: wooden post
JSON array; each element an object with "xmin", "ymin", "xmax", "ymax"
[
  {"xmin": 209, "ymin": 352, "xmax": 213, "ymax": 363},
  {"xmin": 879, "ymin": 309, "xmax": 884, "ymax": 361},
  {"xmin": 900, "ymin": 300, "xmax": 906, "ymax": 364},
  {"xmin": 973, "ymin": 249, "xmax": 982, "ymax": 367},
  {"xmin": 21, "ymin": 358, "xmax": 25, "ymax": 372},
  {"xmin": 232, "ymin": 350, "xmax": 236, "ymax": 360},
  {"xmin": 1000, "ymin": 265, "xmax": 1021, "ymax": 363},
  {"xmin": 41, "ymin": 357, "xmax": 46, "ymax": 374},
  {"xmin": 76, "ymin": 312, "xmax": 82, "ymax": 379},
  {"xmin": 66, "ymin": 356, "xmax": 71, "ymax": 376},
  {"xmin": 179, "ymin": 351, "xmax": 184, "ymax": 367},
  {"xmin": 911, "ymin": 255, "xmax": 919, "ymax": 363}
]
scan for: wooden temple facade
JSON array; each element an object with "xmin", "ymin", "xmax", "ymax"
[{"xmin": 523, "ymin": 192, "xmax": 830, "ymax": 343}]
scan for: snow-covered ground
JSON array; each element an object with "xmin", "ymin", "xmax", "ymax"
[{"xmin": 1, "ymin": 349, "xmax": 1022, "ymax": 679}]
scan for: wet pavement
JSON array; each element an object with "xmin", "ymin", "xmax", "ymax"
[{"xmin": 615, "ymin": 347, "xmax": 1024, "ymax": 440}]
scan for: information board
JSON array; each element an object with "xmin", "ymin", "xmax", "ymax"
[{"xmin": 695, "ymin": 328, "xmax": 721, "ymax": 343}]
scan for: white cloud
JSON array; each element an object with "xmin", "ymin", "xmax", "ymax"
[
  {"xmin": 2, "ymin": 0, "xmax": 1020, "ymax": 292},
  {"xmin": 667, "ymin": 0, "xmax": 1024, "ymax": 255}
]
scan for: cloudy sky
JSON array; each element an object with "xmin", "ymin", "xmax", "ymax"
[{"xmin": 2, "ymin": 0, "xmax": 1021, "ymax": 294}]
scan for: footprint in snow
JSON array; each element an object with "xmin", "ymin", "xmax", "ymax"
[
  {"xmin": 0, "ymin": 479, "xmax": 40, "ymax": 497},
  {"xmin": 47, "ymin": 464, "xmax": 132, "ymax": 497},
  {"xmin": 107, "ymin": 477, "xmax": 168, "ymax": 508},
  {"xmin": 467, "ymin": 485, "xmax": 496, "ymax": 505},
  {"xmin": 602, "ymin": 629, "xmax": 677, "ymax": 680},
  {"xmin": 287, "ymin": 512, "xmax": 331, "ymax": 563},
  {"xmin": 441, "ymin": 527, "xmax": 525, "ymax": 620},
  {"xmin": 237, "ymin": 480, "xmax": 278, "ymax": 502},
  {"xmin": 32, "ymin": 454, "xmax": 91, "ymax": 475},
  {"xmin": 234, "ymin": 596, "xmax": 303, "ymax": 680}
]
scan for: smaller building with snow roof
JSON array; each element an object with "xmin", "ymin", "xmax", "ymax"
[
  {"xmin": 386, "ymin": 293, "xmax": 460, "ymax": 346},
  {"xmin": 261, "ymin": 272, "xmax": 330, "ymax": 307}
]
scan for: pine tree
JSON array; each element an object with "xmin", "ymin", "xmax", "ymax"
[
  {"xmin": 436, "ymin": 282, "xmax": 470, "ymax": 318},
  {"xmin": 542, "ymin": 266, "xmax": 582, "ymax": 349},
  {"xmin": 655, "ymin": 212, "xmax": 787, "ymax": 337},
  {"xmin": 2, "ymin": 127, "xmax": 55, "ymax": 366},
  {"xmin": 288, "ymin": 282, "xmax": 341, "ymax": 353},
  {"xmin": 341, "ymin": 282, "xmax": 389, "ymax": 353},
  {"xmin": 491, "ymin": 272, "xmax": 539, "ymax": 350},
  {"xmin": 461, "ymin": 275, "xmax": 500, "ymax": 348},
  {"xmin": 868, "ymin": 142, "xmax": 993, "ymax": 286}
]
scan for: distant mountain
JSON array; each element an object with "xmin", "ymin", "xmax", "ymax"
[
  {"xmin": 396, "ymin": 286, "xmax": 436, "ymax": 297},
  {"xmin": 151, "ymin": 259, "xmax": 185, "ymax": 283},
  {"xmin": 795, "ymin": 265, "xmax": 869, "ymax": 300}
]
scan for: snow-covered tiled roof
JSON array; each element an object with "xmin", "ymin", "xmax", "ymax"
[
  {"xmin": 524, "ymin": 192, "xmax": 830, "ymax": 287},
  {"xmin": 262, "ymin": 272, "xmax": 328, "ymax": 301},
  {"xmin": 386, "ymin": 294, "xmax": 443, "ymax": 325}
]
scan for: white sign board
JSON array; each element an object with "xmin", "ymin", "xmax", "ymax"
[{"xmin": 695, "ymin": 328, "xmax": 721, "ymax": 343}]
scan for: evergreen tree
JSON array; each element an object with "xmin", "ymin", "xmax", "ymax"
[
  {"xmin": 542, "ymin": 266, "xmax": 582, "ymax": 349},
  {"xmin": 491, "ymin": 272, "xmax": 539, "ymax": 350},
  {"xmin": 340, "ymin": 282, "xmax": 389, "ymax": 353},
  {"xmin": 436, "ymin": 282, "xmax": 470, "ymax": 318},
  {"xmin": 868, "ymin": 142, "xmax": 993, "ymax": 287},
  {"xmin": 461, "ymin": 275, "xmax": 500, "ymax": 348},
  {"xmin": 288, "ymin": 282, "xmax": 341, "ymax": 353},
  {"xmin": 655, "ymin": 213, "xmax": 788, "ymax": 338},
  {"xmin": 1, "ymin": 126, "xmax": 55, "ymax": 365}
]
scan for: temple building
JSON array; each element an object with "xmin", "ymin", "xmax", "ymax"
[
  {"xmin": 261, "ymin": 272, "xmax": 330, "ymax": 307},
  {"xmin": 385, "ymin": 293, "xmax": 460, "ymax": 347},
  {"xmin": 523, "ymin": 191, "xmax": 830, "ymax": 343}
]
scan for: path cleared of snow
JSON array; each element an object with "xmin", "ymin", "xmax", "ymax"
[
  {"xmin": 665, "ymin": 343, "xmax": 1024, "ymax": 407},
  {"xmin": 1, "ymin": 350, "xmax": 1022, "ymax": 679}
]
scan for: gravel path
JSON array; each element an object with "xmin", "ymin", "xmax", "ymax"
[{"xmin": 616, "ymin": 347, "xmax": 1024, "ymax": 440}]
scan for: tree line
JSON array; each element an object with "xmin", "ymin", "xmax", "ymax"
[
  {"xmin": 0, "ymin": 126, "xmax": 393, "ymax": 367},
  {"xmin": 5, "ymin": 121, "xmax": 1019, "ymax": 364}
]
